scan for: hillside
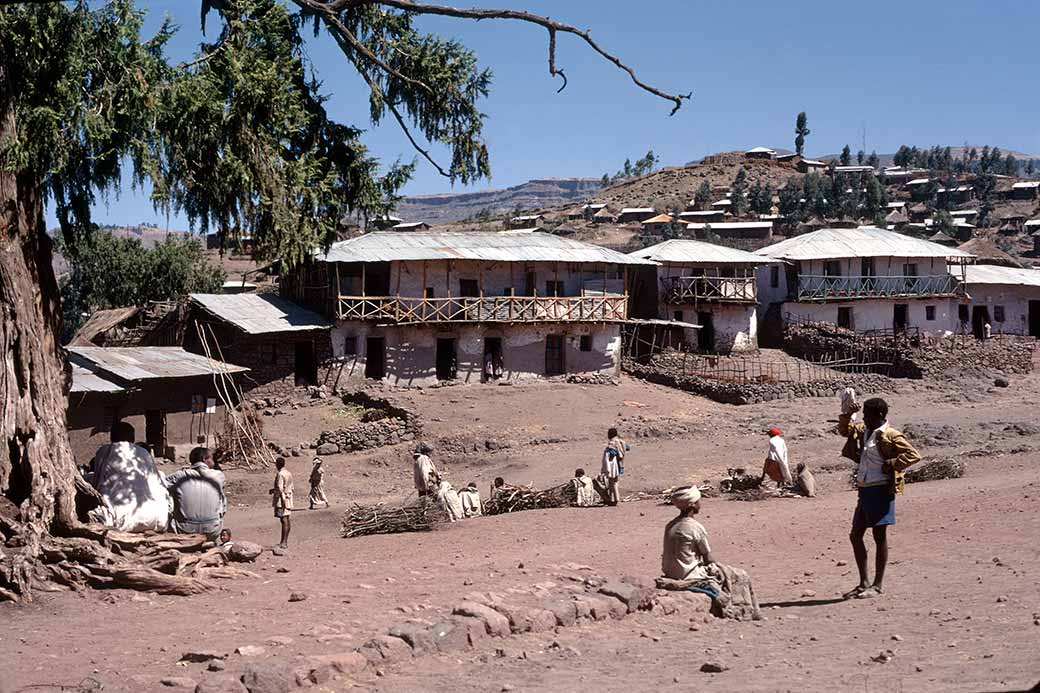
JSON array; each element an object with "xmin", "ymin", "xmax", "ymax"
[{"xmin": 396, "ymin": 177, "xmax": 600, "ymax": 224}]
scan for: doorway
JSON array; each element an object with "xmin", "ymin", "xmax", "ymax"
[
  {"xmin": 697, "ymin": 311, "xmax": 714, "ymax": 352},
  {"xmin": 971, "ymin": 306, "xmax": 990, "ymax": 339},
  {"xmin": 837, "ymin": 306, "xmax": 853, "ymax": 330},
  {"xmin": 294, "ymin": 341, "xmax": 318, "ymax": 386},
  {"xmin": 484, "ymin": 337, "xmax": 503, "ymax": 382},
  {"xmin": 893, "ymin": 304, "xmax": 909, "ymax": 332},
  {"xmin": 545, "ymin": 335, "xmax": 565, "ymax": 376},
  {"xmin": 144, "ymin": 410, "xmax": 167, "ymax": 457},
  {"xmin": 365, "ymin": 336, "xmax": 386, "ymax": 379},
  {"xmin": 1030, "ymin": 301, "xmax": 1040, "ymax": 338},
  {"xmin": 436, "ymin": 338, "xmax": 457, "ymax": 381}
]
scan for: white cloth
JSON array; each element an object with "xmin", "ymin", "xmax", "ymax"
[
  {"xmin": 413, "ymin": 454, "xmax": 438, "ymax": 495},
  {"xmin": 840, "ymin": 387, "xmax": 859, "ymax": 416},
  {"xmin": 662, "ymin": 515, "xmax": 712, "ymax": 581},
  {"xmin": 767, "ymin": 435, "xmax": 792, "ymax": 484},
  {"xmin": 459, "ymin": 488, "xmax": 482, "ymax": 518},
  {"xmin": 601, "ymin": 438, "xmax": 624, "ymax": 479},
  {"xmin": 435, "ymin": 481, "xmax": 465, "ymax": 522},
  {"xmin": 669, "ymin": 485, "xmax": 701, "ymax": 510},
  {"xmin": 273, "ymin": 468, "xmax": 294, "ymax": 510},
  {"xmin": 857, "ymin": 422, "xmax": 890, "ymax": 488},
  {"xmin": 572, "ymin": 475, "xmax": 596, "ymax": 507},
  {"xmin": 87, "ymin": 442, "xmax": 169, "ymax": 532}
]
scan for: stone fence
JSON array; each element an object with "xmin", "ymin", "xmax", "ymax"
[{"xmin": 313, "ymin": 392, "xmax": 422, "ymax": 455}]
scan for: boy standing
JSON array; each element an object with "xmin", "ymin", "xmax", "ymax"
[{"xmin": 271, "ymin": 457, "xmax": 294, "ymax": 549}]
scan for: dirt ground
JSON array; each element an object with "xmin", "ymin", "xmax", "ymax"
[{"xmin": 3, "ymin": 366, "xmax": 1040, "ymax": 692}]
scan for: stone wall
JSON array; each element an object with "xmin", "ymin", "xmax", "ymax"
[{"xmin": 314, "ymin": 392, "xmax": 422, "ymax": 455}]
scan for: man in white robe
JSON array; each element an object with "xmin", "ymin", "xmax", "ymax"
[{"xmin": 86, "ymin": 422, "xmax": 169, "ymax": 532}]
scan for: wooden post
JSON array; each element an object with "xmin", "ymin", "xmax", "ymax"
[
  {"xmin": 334, "ymin": 262, "xmax": 341, "ymax": 318},
  {"xmin": 361, "ymin": 263, "xmax": 367, "ymax": 297},
  {"xmin": 420, "ymin": 260, "xmax": 427, "ymax": 321}
]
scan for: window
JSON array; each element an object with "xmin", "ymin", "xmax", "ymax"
[
  {"xmin": 260, "ymin": 342, "xmax": 277, "ymax": 364},
  {"xmin": 837, "ymin": 307, "xmax": 853, "ymax": 330},
  {"xmin": 958, "ymin": 304, "xmax": 970, "ymax": 324},
  {"xmin": 861, "ymin": 257, "xmax": 876, "ymax": 277},
  {"xmin": 823, "ymin": 260, "xmax": 842, "ymax": 276},
  {"xmin": 343, "ymin": 336, "xmax": 357, "ymax": 356},
  {"xmin": 545, "ymin": 280, "xmax": 565, "ymax": 297},
  {"xmin": 459, "ymin": 279, "xmax": 479, "ymax": 297},
  {"xmin": 579, "ymin": 335, "xmax": 592, "ymax": 352},
  {"xmin": 925, "ymin": 306, "xmax": 936, "ymax": 321},
  {"xmin": 502, "ymin": 287, "xmax": 515, "ymax": 296},
  {"xmin": 424, "ymin": 287, "xmax": 435, "ymax": 298},
  {"xmin": 769, "ymin": 265, "xmax": 779, "ymax": 288},
  {"xmin": 673, "ymin": 310, "xmax": 684, "ymax": 322},
  {"xmin": 994, "ymin": 305, "xmax": 1006, "ymax": 323},
  {"xmin": 902, "ymin": 263, "xmax": 918, "ymax": 276}
]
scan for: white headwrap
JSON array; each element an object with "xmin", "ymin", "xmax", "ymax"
[{"xmin": 670, "ymin": 485, "xmax": 702, "ymax": 510}]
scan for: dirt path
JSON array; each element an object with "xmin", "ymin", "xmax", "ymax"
[{"xmin": 2, "ymin": 374, "xmax": 1039, "ymax": 692}]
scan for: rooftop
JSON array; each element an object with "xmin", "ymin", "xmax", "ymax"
[
  {"xmin": 629, "ymin": 239, "xmax": 777, "ymax": 265},
  {"xmin": 640, "ymin": 213, "xmax": 675, "ymax": 225},
  {"xmin": 686, "ymin": 221, "xmax": 772, "ymax": 230},
  {"xmin": 619, "ymin": 207, "xmax": 656, "ymax": 214},
  {"xmin": 963, "ymin": 264, "xmax": 1040, "ymax": 287},
  {"xmin": 746, "ymin": 146, "xmax": 776, "ymax": 154},
  {"xmin": 316, "ymin": 231, "xmax": 655, "ymax": 266},
  {"xmin": 1011, "ymin": 181, "xmax": 1040, "ymax": 189},
  {"xmin": 190, "ymin": 293, "xmax": 331, "ymax": 334},
  {"xmin": 70, "ymin": 362, "xmax": 125, "ymax": 394},
  {"xmin": 756, "ymin": 227, "xmax": 975, "ymax": 261},
  {"xmin": 68, "ymin": 346, "xmax": 249, "ymax": 383}
]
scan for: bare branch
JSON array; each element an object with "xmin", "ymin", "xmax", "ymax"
[
  {"xmin": 547, "ymin": 28, "xmax": 566, "ymax": 94},
  {"xmin": 322, "ymin": 0, "xmax": 690, "ymax": 114}
]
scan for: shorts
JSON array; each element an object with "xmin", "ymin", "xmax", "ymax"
[
  {"xmin": 274, "ymin": 507, "xmax": 291, "ymax": 518},
  {"xmin": 853, "ymin": 485, "xmax": 896, "ymax": 528}
]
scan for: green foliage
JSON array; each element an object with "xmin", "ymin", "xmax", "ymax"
[
  {"xmin": 777, "ymin": 182, "xmax": 803, "ymax": 225},
  {"xmin": 749, "ymin": 181, "xmax": 773, "ymax": 215},
  {"xmin": 694, "ymin": 180, "xmax": 712, "ymax": 210},
  {"xmin": 932, "ymin": 209, "xmax": 955, "ymax": 238},
  {"xmin": 794, "ymin": 112, "xmax": 809, "ymax": 156},
  {"xmin": 603, "ymin": 149, "xmax": 659, "ymax": 184},
  {"xmin": 867, "ymin": 151, "xmax": 879, "ymax": 168},
  {"xmin": 856, "ymin": 150, "xmax": 864, "ymax": 165},
  {"xmin": 862, "ymin": 174, "xmax": 887, "ymax": 219},
  {"xmin": 730, "ymin": 168, "xmax": 748, "ymax": 217},
  {"xmin": 57, "ymin": 231, "xmax": 224, "ymax": 339},
  {"xmin": 839, "ymin": 145, "xmax": 851, "ymax": 166}
]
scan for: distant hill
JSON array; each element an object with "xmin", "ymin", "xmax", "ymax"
[
  {"xmin": 813, "ymin": 146, "xmax": 1040, "ymax": 168},
  {"xmin": 396, "ymin": 177, "xmax": 600, "ymax": 224}
]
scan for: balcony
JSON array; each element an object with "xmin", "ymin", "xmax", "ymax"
[
  {"xmin": 667, "ymin": 276, "xmax": 757, "ymax": 304},
  {"xmin": 796, "ymin": 274, "xmax": 961, "ymax": 302},
  {"xmin": 336, "ymin": 294, "xmax": 628, "ymax": 324}
]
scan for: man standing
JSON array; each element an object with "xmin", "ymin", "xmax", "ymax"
[
  {"xmin": 271, "ymin": 457, "xmax": 294, "ymax": 549},
  {"xmin": 412, "ymin": 443, "xmax": 438, "ymax": 497},
  {"xmin": 600, "ymin": 427, "xmax": 626, "ymax": 507},
  {"xmin": 308, "ymin": 459, "xmax": 329, "ymax": 509},
  {"xmin": 661, "ymin": 486, "xmax": 716, "ymax": 581},
  {"xmin": 761, "ymin": 428, "xmax": 792, "ymax": 487},
  {"xmin": 838, "ymin": 396, "xmax": 921, "ymax": 600},
  {"xmin": 163, "ymin": 446, "xmax": 227, "ymax": 540},
  {"xmin": 87, "ymin": 422, "xmax": 168, "ymax": 532}
]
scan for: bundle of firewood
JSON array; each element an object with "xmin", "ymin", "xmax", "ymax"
[
  {"xmin": 483, "ymin": 482, "xmax": 576, "ymax": 515},
  {"xmin": 719, "ymin": 468, "xmax": 761, "ymax": 494},
  {"xmin": 341, "ymin": 499, "xmax": 444, "ymax": 538},
  {"xmin": 905, "ymin": 457, "xmax": 966, "ymax": 483},
  {"xmin": 214, "ymin": 407, "xmax": 272, "ymax": 470}
]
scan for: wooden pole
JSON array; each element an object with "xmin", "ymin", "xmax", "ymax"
[{"xmin": 334, "ymin": 262, "xmax": 341, "ymax": 317}]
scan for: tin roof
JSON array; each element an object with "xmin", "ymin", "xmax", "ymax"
[
  {"xmin": 68, "ymin": 347, "xmax": 249, "ymax": 382},
  {"xmin": 71, "ymin": 306, "xmax": 141, "ymax": 346},
  {"xmin": 686, "ymin": 221, "xmax": 772, "ymax": 231},
  {"xmin": 316, "ymin": 231, "xmax": 655, "ymax": 266},
  {"xmin": 963, "ymin": 264, "xmax": 1040, "ymax": 287},
  {"xmin": 619, "ymin": 207, "xmax": 656, "ymax": 214},
  {"xmin": 755, "ymin": 227, "xmax": 975, "ymax": 261},
  {"xmin": 1011, "ymin": 181, "xmax": 1040, "ymax": 189},
  {"xmin": 190, "ymin": 293, "xmax": 331, "ymax": 334},
  {"xmin": 640, "ymin": 213, "xmax": 675, "ymax": 225},
  {"xmin": 70, "ymin": 362, "xmax": 125, "ymax": 393},
  {"xmin": 630, "ymin": 239, "xmax": 777, "ymax": 264}
]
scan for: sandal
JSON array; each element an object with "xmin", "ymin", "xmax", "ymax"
[
  {"xmin": 855, "ymin": 586, "xmax": 883, "ymax": 599},
  {"xmin": 842, "ymin": 585, "xmax": 868, "ymax": 600}
]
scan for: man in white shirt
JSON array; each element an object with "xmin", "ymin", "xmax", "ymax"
[
  {"xmin": 571, "ymin": 468, "xmax": 596, "ymax": 507},
  {"xmin": 412, "ymin": 444, "xmax": 438, "ymax": 497},
  {"xmin": 761, "ymin": 428, "xmax": 792, "ymax": 486},
  {"xmin": 271, "ymin": 457, "xmax": 294, "ymax": 549},
  {"xmin": 459, "ymin": 482, "xmax": 482, "ymax": 518},
  {"xmin": 87, "ymin": 422, "xmax": 169, "ymax": 532},
  {"xmin": 600, "ymin": 427, "xmax": 626, "ymax": 507},
  {"xmin": 661, "ymin": 485, "xmax": 716, "ymax": 581}
]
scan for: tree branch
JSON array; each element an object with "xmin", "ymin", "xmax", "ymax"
[{"xmin": 324, "ymin": 0, "xmax": 690, "ymax": 114}]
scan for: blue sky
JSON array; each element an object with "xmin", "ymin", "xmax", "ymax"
[{"xmin": 61, "ymin": 0, "xmax": 1040, "ymax": 228}]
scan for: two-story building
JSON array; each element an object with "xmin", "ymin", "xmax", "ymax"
[
  {"xmin": 282, "ymin": 231, "xmax": 654, "ymax": 386},
  {"xmin": 755, "ymin": 227, "xmax": 974, "ymax": 334},
  {"xmin": 627, "ymin": 240, "xmax": 775, "ymax": 352}
]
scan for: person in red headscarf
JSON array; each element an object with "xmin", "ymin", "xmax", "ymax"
[{"xmin": 761, "ymin": 428, "xmax": 792, "ymax": 487}]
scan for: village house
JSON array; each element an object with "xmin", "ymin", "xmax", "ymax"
[
  {"xmin": 905, "ymin": 178, "xmax": 933, "ymax": 200},
  {"xmin": 885, "ymin": 209, "xmax": 910, "ymax": 230},
  {"xmin": 617, "ymin": 207, "xmax": 657, "ymax": 223},
  {"xmin": 999, "ymin": 212, "xmax": 1027, "ymax": 233},
  {"xmin": 281, "ymin": 231, "xmax": 654, "ymax": 387},
  {"xmin": 686, "ymin": 220, "xmax": 773, "ymax": 241},
  {"xmin": 185, "ymin": 293, "xmax": 332, "ymax": 396},
  {"xmin": 936, "ymin": 185, "xmax": 974, "ymax": 206},
  {"xmin": 1011, "ymin": 181, "xmax": 1040, "ymax": 201},
  {"xmin": 951, "ymin": 209, "xmax": 979, "ymax": 222},
  {"xmin": 592, "ymin": 207, "xmax": 617, "ymax": 224},
  {"xmin": 755, "ymin": 227, "xmax": 974, "ymax": 335},
  {"xmin": 796, "ymin": 158, "xmax": 828, "ymax": 173},
  {"xmin": 640, "ymin": 213, "xmax": 675, "ymax": 234},
  {"xmin": 962, "ymin": 264, "xmax": 1040, "ymax": 338},
  {"xmin": 679, "ymin": 210, "xmax": 727, "ymax": 223},
  {"xmin": 627, "ymin": 239, "xmax": 774, "ymax": 353},
  {"xmin": 391, "ymin": 222, "xmax": 431, "ymax": 232},
  {"xmin": 508, "ymin": 214, "xmax": 544, "ymax": 229},
  {"xmin": 745, "ymin": 146, "xmax": 776, "ymax": 160},
  {"xmin": 66, "ymin": 346, "xmax": 248, "ymax": 465},
  {"xmin": 371, "ymin": 214, "xmax": 404, "ymax": 231}
]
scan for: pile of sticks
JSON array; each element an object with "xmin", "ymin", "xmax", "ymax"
[
  {"xmin": 483, "ymin": 482, "xmax": 576, "ymax": 515},
  {"xmin": 719, "ymin": 468, "xmax": 761, "ymax": 494},
  {"xmin": 214, "ymin": 406, "xmax": 271, "ymax": 470},
  {"xmin": 341, "ymin": 499, "xmax": 443, "ymax": 538},
  {"xmin": 905, "ymin": 457, "xmax": 966, "ymax": 483}
]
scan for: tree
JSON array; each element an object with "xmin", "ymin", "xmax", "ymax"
[
  {"xmin": 893, "ymin": 145, "xmax": 912, "ymax": 168},
  {"xmin": 731, "ymin": 167, "xmax": 749, "ymax": 217},
  {"xmin": 867, "ymin": 151, "xmax": 879, "ymax": 168},
  {"xmin": 0, "ymin": 0, "xmax": 687, "ymax": 600},
  {"xmin": 694, "ymin": 180, "xmax": 712, "ymax": 211},
  {"xmin": 794, "ymin": 112, "xmax": 810, "ymax": 156},
  {"xmin": 58, "ymin": 233, "xmax": 225, "ymax": 341},
  {"xmin": 633, "ymin": 150, "xmax": 659, "ymax": 177},
  {"xmin": 777, "ymin": 182, "xmax": 803, "ymax": 226},
  {"xmin": 862, "ymin": 174, "xmax": 887, "ymax": 220},
  {"xmin": 839, "ymin": 145, "xmax": 851, "ymax": 166},
  {"xmin": 856, "ymin": 150, "xmax": 864, "ymax": 165},
  {"xmin": 600, "ymin": 173, "xmax": 610, "ymax": 186},
  {"xmin": 1027, "ymin": 159, "xmax": 1036, "ymax": 176},
  {"xmin": 1004, "ymin": 153, "xmax": 1018, "ymax": 177}
]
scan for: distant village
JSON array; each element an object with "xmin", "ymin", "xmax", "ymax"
[{"xmin": 67, "ymin": 145, "xmax": 1040, "ymax": 466}]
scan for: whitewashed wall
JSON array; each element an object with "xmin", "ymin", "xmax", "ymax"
[
  {"xmin": 782, "ymin": 297, "xmax": 960, "ymax": 334},
  {"xmin": 966, "ymin": 283, "xmax": 1040, "ymax": 335}
]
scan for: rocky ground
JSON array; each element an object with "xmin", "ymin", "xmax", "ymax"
[{"xmin": 2, "ymin": 360, "xmax": 1039, "ymax": 692}]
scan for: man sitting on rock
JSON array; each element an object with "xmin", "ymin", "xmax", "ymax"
[
  {"xmin": 571, "ymin": 468, "xmax": 596, "ymax": 507},
  {"xmin": 86, "ymin": 421, "xmax": 169, "ymax": 532},
  {"xmin": 163, "ymin": 446, "xmax": 227, "ymax": 540},
  {"xmin": 459, "ymin": 482, "xmax": 483, "ymax": 518}
]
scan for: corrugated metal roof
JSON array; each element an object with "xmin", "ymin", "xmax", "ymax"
[
  {"xmin": 711, "ymin": 199, "xmax": 733, "ymax": 207},
  {"xmin": 72, "ymin": 306, "xmax": 141, "ymax": 345},
  {"xmin": 630, "ymin": 239, "xmax": 778, "ymax": 264},
  {"xmin": 70, "ymin": 362, "xmax": 125, "ymax": 393},
  {"xmin": 746, "ymin": 146, "xmax": 776, "ymax": 154},
  {"xmin": 755, "ymin": 227, "xmax": 975, "ymax": 261},
  {"xmin": 190, "ymin": 293, "xmax": 331, "ymax": 334},
  {"xmin": 1011, "ymin": 181, "xmax": 1040, "ymax": 189},
  {"xmin": 641, "ymin": 213, "xmax": 674, "ymax": 224},
  {"xmin": 316, "ymin": 231, "xmax": 655, "ymax": 266},
  {"xmin": 964, "ymin": 265, "xmax": 1040, "ymax": 287},
  {"xmin": 686, "ymin": 222, "xmax": 772, "ymax": 230},
  {"xmin": 619, "ymin": 207, "xmax": 656, "ymax": 214},
  {"xmin": 907, "ymin": 178, "xmax": 932, "ymax": 185},
  {"xmin": 68, "ymin": 347, "xmax": 249, "ymax": 382},
  {"xmin": 1024, "ymin": 219, "xmax": 1040, "ymax": 227}
]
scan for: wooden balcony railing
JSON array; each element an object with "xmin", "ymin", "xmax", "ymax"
[
  {"xmin": 667, "ymin": 276, "xmax": 757, "ymax": 304},
  {"xmin": 796, "ymin": 274, "xmax": 961, "ymax": 302},
  {"xmin": 337, "ymin": 294, "xmax": 628, "ymax": 324}
]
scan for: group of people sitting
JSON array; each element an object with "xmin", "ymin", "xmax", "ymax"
[
  {"xmin": 412, "ymin": 443, "xmax": 482, "ymax": 521},
  {"xmin": 82, "ymin": 422, "xmax": 227, "ymax": 540}
]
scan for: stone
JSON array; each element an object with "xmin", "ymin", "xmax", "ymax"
[
  {"xmin": 226, "ymin": 542, "xmax": 263, "ymax": 563},
  {"xmin": 161, "ymin": 677, "xmax": 197, "ymax": 689},
  {"xmin": 359, "ymin": 635, "xmax": 414, "ymax": 664},
  {"xmin": 543, "ymin": 599, "xmax": 577, "ymax": 628},
  {"xmin": 234, "ymin": 645, "xmax": 266, "ymax": 657},
  {"xmin": 700, "ymin": 661, "xmax": 728, "ymax": 673},
  {"xmin": 208, "ymin": 660, "xmax": 227, "ymax": 672},
  {"xmin": 671, "ymin": 590, "xmax": 713, "ymax": 615},
  {"xmin": 264, "ymin": 636, "xmax": 293, "ymax": 647},
  {"xmin": 453, "ymin": 601, "xmax": 511, "ymax": 637},
  {"xmin": 239, "ymin": 663, "xmax": 297, "ymax": 693},
  {"xmin": 451, "ymin": 616, "xmax": 489, "ymax": 647},
  {"xmin": 308, "ymin": 651, "xmax": 367, "ymax": 675},
  {"xmin": 994, "ymin": 377, "xmax": 1009, "ymax": 388},
  {"xmin": 194, "ymin": 675, "xmax": 248, "ymax": 693},
  {"xmin": 316, "ymin": 443, "xmax": 340, "ymax": 456},
  {"xmin": 288, "ymin": 592, "xmax": 307, "ymax": 602},
  {"xmin": 428, "ymin": 621, "xmax": 471, "ymax": 652},
  {"xmin": 181, "ymin": 651, "xmax": 227, "ymax": 664},
  {"xmin": 573, "ymin": 596, "xmax": 615, "ymax": 621},
  {"xmin": 599, "ymin": 580, "xmax": 654, "ymax": 613},
  {"xmin": 571, "ymin": 597, "xmax": 593, "ymax": 621},
  {"xmin": 490, "ymin": 603, "xmax": 536, "ymax": 634},
  {"xmin": 387, "ymin": 623, "xmax": 436, "ymax": 654}
]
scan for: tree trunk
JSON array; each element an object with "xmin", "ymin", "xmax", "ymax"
[{"xmin": 0, "ymin": 57, "xmax": 80, "ymax": 600}]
